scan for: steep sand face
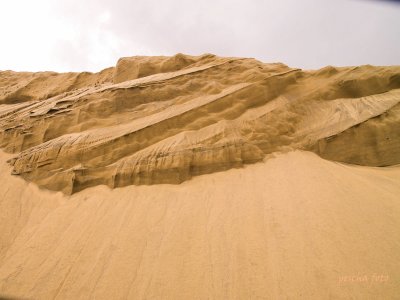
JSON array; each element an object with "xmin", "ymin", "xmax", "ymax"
[
  {"xmin": 0, "ymin": 150, "xmax": 400, "ymax": 299},
  {"xmin": 0, "ymin": 54, "xmax": 400, "ymax": 299},
  {"xmin": 1, "ymin": 54, "xmax": 399, "ymax": 194},
  {"xmin": 313, "ymin": 102, "xmax": 400, "ymax": 166}
]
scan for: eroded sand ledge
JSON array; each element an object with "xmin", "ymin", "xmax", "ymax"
[{"xmin": 1, "ymin": 54, "xmax": 400, "ymax": 194}]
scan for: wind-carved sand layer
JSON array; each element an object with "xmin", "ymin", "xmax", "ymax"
[{"xmin": 1, "ymin": 54, "xmax": 400, "ymax": 194}]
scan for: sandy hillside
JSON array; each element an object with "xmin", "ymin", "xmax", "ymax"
[{"xmin": 0, "ymin": 54, "xmax": 399, "ymax": 299}]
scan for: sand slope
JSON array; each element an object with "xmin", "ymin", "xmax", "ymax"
[{"xmin": 1, "ymin": 150, "xmax": 400, "ymax": 299}]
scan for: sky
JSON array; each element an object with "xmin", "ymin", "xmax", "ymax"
[{"xmin": 0, "ymin": 0, "xmax": 399, "ymax": 72}]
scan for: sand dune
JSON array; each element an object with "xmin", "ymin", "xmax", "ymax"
[
  {"xmin": 1, "ymin": 54, "xmax": 399, "ymax": 194},
  {"xmin": 0, "ymin": 54, "xmax": 400, "ymax": 299}
]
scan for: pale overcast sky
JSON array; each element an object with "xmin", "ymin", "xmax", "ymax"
[{"xmin": 0, "ymin": 0, "xmax": 399, "ymax": 72}]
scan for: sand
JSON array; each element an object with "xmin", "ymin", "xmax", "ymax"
[
  {"xmin": 0, "ymin": 54, "xmax": 400, "ymax": 299},
  {"xmin": 1, "ymin": 55, "xmax": 400, "ymax": 194},
  {"xmin": 1, "ymin": 150, "xmax": 400, "ymax": 299}
]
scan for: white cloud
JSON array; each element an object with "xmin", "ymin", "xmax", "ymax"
[
  {"xmin": 0, "ymin": 0, "xmax": 399, "ymax": 72},
  {"xmin": 98, "ymin": 11, "xmax": 111, "ymax": 24}
]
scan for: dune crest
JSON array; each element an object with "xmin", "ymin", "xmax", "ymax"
[{"xmin": 1, "ymin": 54, "xmax": 400, "ymax": 194}]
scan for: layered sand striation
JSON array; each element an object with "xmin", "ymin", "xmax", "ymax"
[{"xmin": 1, "ymin": 54, "xmax": 399, "ymax": 194}]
